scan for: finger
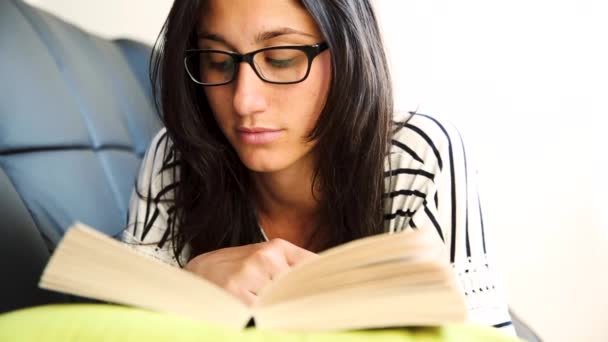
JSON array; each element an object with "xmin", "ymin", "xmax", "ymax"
[
  {"xmin": 241, "ymin": 290, "xmax": 258, "ymax": 307},
  {"xmin": 253, "ymin": 248, "xmax": 291, "ymax": 280},
  {"xmin": 202, "ymin": 243, "xmax": 262, "ymax": 262},
  {"xmin": 270, "ymin": 239, "xmax": 318, "ymax": 266},
  {"xmin": 222, "ymin": 271, "xmax": 265, "ymax": 306},
  {"xmin": 237, "ymin": 262, "xmax": 275, "ymax": 297},
  {"xmin": 225, "ymin": 284, "xmax": 258, "ymax": 307}
]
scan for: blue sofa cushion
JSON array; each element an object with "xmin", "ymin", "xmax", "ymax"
[{"xmin": 0, "ymin": 0, "xmax": 161, "ymax": 243}]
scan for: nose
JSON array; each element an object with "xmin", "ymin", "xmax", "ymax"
[{"xmin": 232, "ymin": 62, "xmax": 268, "ymax": 117}]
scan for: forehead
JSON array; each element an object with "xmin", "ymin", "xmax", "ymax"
[{"xmin": 198, "ymin": 0, "xmax": 321, "ymax": 44}]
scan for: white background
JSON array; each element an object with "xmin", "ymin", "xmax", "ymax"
[{"xmin": 25, "ymin": 0, "xmax": 608, "ymax": 341}]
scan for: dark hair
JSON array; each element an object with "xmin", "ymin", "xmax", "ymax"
[{"xmin": 150, "ymin": 0, "xmax": 394, "ymax": 264}]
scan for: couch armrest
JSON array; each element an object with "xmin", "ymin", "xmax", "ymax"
[{"xmin": 0, "ymin": 168, "xmax": 67, "ymax": 313}]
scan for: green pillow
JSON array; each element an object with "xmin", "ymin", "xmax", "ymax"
[{"xmin": 0, "ymin": 304, "xmax": 520, "ymax": 342}]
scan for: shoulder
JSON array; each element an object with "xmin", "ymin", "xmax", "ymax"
[
  {"xmin": 145, "ymin": 127, "xmax": 172, "ymax": 165},
  {"xmin": 388, "ymin": 112, "xmax": 467, "ymax": 173},
  {"xmin": 141, "ymin": 127, "xmax": 177, "ymax": 172},
  {"xmin": 138, "ymin": 127, "xmax": 179, "ymax": 195}
]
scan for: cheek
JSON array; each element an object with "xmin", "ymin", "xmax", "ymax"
[
  {"xmin": 204, "ymin": 87, "xmax": 232, "ymax": 127},
  {"xmin": 299, "ymin": 54, "xmax": 332, "ymax": 130},
  {"xmin": 315, "ymin": 54, "xmax": 333, "ymax": 109}
]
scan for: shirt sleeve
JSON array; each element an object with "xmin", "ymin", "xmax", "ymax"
[
  {"xmin": 122, "ymin": 128, "xmax": 188, "ymax": 266},
  {"xmin": 384, "ymin": 112, "xmax": 516, "ymax": 335}
]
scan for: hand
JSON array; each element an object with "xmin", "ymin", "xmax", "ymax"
[{"xmin": 184, "ymin": 239, "xmax": 317, "ymax": 307}]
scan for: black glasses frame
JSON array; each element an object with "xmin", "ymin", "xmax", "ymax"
[{"xmin": 184, "ymin": 42, "xmax": 329, "ymax": 86}]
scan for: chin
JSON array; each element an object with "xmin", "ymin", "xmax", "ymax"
[
  {"xmin": 242, "ymin": 159, "xmax": 290, "ymax": 173},
  {"xmin": 232, "ymin": 144, "xmax": 314, "ymax": 175},
  {"xmin": 237, "ymin": 152, "xmax": 288, "ymax": 173}
]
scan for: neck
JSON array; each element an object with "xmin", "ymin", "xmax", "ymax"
[{"xmin": 251, "ymin": 162, "xmax": 321, "ymax": 249}]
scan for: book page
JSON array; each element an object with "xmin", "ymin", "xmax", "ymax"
[
  {"xmin": 254, "ymin": 285, "xmax": 466, "ymax": 331},
  {"xmin": 257, "ymin": 228, "xmax": 447, "ymax": 306},
  {"xmin": 39, "ymin": 223, "xmax": 252, "ymax": 330},
  {"xmin": 252, "ymin": 228, "xmax": 466, "ymax": 331}
]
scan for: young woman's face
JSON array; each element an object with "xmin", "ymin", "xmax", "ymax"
[{"xmin": 198, "ymin": 0, "xmax": 331, "ymax": 174}]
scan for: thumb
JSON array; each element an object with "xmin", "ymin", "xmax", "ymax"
[{"xmin": 273, "ymin": 239, "xmax": 318, "ymax": 266}]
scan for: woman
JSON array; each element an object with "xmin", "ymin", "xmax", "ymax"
[{"xmin": 123, "ymin": 0, "xmax": 515, "ymax": 335}]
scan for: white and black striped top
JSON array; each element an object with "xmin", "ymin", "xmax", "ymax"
[{"xmin": 122, "ymin": 112, "xmax": 515, "ymax": 335}]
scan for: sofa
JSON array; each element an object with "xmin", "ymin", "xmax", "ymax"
[{"xmin": 0, "ymin": 0, "xmax": 161, "ymax": 312}]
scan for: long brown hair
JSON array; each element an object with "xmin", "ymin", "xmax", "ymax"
[{"xmin": 148, "ymin": 0, "xmax": 394, "ymax": 264}]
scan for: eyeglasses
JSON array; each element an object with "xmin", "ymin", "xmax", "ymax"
[{"xmin": 184, "ymin": 42, "xmax": 329, "ymax": 86}]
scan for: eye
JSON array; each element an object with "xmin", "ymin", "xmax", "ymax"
[
  {"xmin": 260, "ymin": 49, "xmax": 303, "ymax": 69},
  {"xmin": 201, "ymin": 53, "xmax": 234, "ymax": 72},
  {"xmin": 209, "ymin": 60, "xmax": 233, "ymax": 71},
  {"xmin": 265, "ymin": 57, "xmax": 295, "ymax": 68}
]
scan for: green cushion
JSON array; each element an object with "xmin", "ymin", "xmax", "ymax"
[{"xmin": 0, "ymin": 304, "xmax": 520, "ymax": 342}]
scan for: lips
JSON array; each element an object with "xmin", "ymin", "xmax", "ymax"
[{"xmin": 236, "ymin": 127, "xmax": 284, "ymax": 144}]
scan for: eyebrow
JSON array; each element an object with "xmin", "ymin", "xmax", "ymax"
[
  {"xmin": 255, "ymin": 27, "xmax": 315, "ymax": 42},
  {"xmin": 197, "ymin": 27, "xmax": 316, "ymax": 48}
]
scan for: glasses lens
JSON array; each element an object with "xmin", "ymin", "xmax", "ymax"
[
  {"xmin": 253, "ymin": 48, "xmax": 309, "ymax": 83},
  {"xmin": 186, "ymin": 51, "xmax": 235, "ymax": 85}
]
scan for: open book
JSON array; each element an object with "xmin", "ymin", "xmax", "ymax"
[{"xmin": 39, "ymin": 222, "xmax": 467, "ymax": 331}]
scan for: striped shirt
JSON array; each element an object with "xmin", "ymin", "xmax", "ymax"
[{"xmin": 123, "ymin": 112, "xmax": 515, "ymax": 335}]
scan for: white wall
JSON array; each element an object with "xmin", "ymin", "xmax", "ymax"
[
  {"xmin": 25, "ymin": 1, "xmax": 608, "ymax": 341},
  {"xmin": 374, "ymin": 2, "xmax": 608, "ymax": 342},
  {"xmin": 24, "ymin": 0, "xmax": 171, "ymax": 44}
]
